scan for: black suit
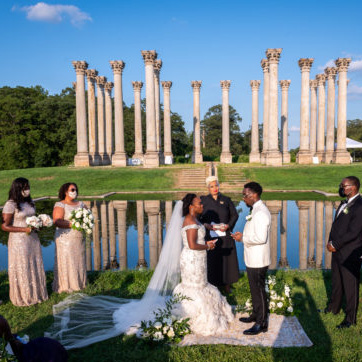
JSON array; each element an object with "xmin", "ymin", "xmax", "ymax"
[{"xmin": 328, "ymin": 194, "xmax": 362, "ymax": 324}]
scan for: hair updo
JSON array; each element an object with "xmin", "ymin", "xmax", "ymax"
[{"xmin": 182, "ymin": 193, "xmax": 197, "ymax": 217}]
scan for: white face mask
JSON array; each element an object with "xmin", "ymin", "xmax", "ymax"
[
  {"xmin": 68, "ymin": 191, "xmax": 77, "ymax": 199},
  {"xmin": 22, "ymin": 190, "xmax": 30, "ymax": 197}
]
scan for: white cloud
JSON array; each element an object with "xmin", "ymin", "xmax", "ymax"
[
  {"xmin": 349, "ymin": 60, "xmax": 362, "ymax": 72},
  {"xmin": 348, "ymin": 84, "xmax": 362, "ymax": 96},
  {"xmin": 14, "ymin": 2, "xmax": 92, "ymax": 26},
  {"xmin": 289, "ymin": 126, "xmax": 300, "ymax": 132},
  {"xmin": 318, "ymin": 59, "xmax": 334, "ymax": 71}
]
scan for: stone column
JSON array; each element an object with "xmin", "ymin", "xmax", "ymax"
[
  {"xmin": 104, "ymin": 82, "xmax": 114, "ymax": 162},
  {"xmin": 297, "ymin": 201, "xmax": 309, "ymax": 270},
  {"xmin": 83, "ymin": 201, "xmax": 92, "ymax": 271},
  {"xmin": 266, "ymin": 201, "xmax": 281, "ymax": 269},
  {"xmin": 334, "ymin": 58, "xmax": 352, "ymax": 164},
  {"xmin": 265, "ymin": 49, "xmax": 282, "ymax": 166},
  {"xmin": 92, "ymin": 203, "xmax": 101, "ymax": 270},
  {"xmin": 72, "ymin": 61, "xmax": 90, "ymax": 166},
  {"xmin": 108, "ymin": 201, "xmax": 117, "ymax": 269},
  {"xmin": 324, "ymin": 67, "xmax": 338, "ymax": 163},
  {"xmin": 309, "ymin": 80, "xmax": 318, "ymax": 157},
  {"xmin": 86, "ymin": 69, "xmax": 101, "ymax": 166},
  {"xmin": 131, "ymin": 81, "xmax": 144, "ymax": 161},
  {"xmin": 308, "ymin": 201, "xmax": 316, "ymax": 268},
  {"xmin": 260, "ymin": 59, "xmax": 269, "ymax": 164},
  {"xmin": 136, "ymin": 201, "xmax": 147, "ymax": 269},
  {"xmin": 296, "ymin": 58, "xmax": 314, "ymax": 164},
  {"xmin": 96, "ymin": 76, "xmax": 110, "ymax": 165},
  {"xmin": 145, "ymin": 201, "xmax": 160, "ymax": 269},
  {"xmin": 315, "ymin": 201, "xmax": 324, "ymax": 268},
  {"xmin": 324, "ymin": 201, "xmax": 333, "ymax": 269},
  {"xmin": 114, "ymin": 201, "xmax": 128, "ymax": 271},
  {"xmin": 316, "ymin": 74, "xmax": 326, "ymax": 162},
  {"xmin": 141, "ymin": 50, "xmax": 159, "ymax": 168},
  {"xmin": 110, "ymin": 61, "xmax": 127, "ymax": 167},
  {"xmin": 191, "ymin": 81, "xmax": 203, "ymax": 163},
  {"xmin": 279, "ymin": 200, "xmax": 289, "ymax": 268},
  {"xmin": 249, "ymin": 80, "xmax": 261, "ymax": 163},
  {"xmin": 220, "ymin": 80, "xmax": 233, "ymax": 163},
  {"xmin": 161, "ymin": 81, "xmax": 174, "ymax": 164},
  {"xmin": 100, "ymin": 202, "xmax": 109, "ymax": 269},
  {"xmin": 280, "ymin": 80, "xmax": 291, "ymax": 163},
  {"xmin": 165, "ymin": 201, "xmax": 173, "ymax": 231},
  {"xmin": 154, "ymin": 59, "xmax": 163, "ymax": 163}
]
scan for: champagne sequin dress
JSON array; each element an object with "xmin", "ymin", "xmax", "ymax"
[
  {"xmin": 3, "ymin": 200, "xmax": 48, "ymax": 306},
  {"xmin": 52, "ymin": 202, "xmax": 87, "ymax": 293}
]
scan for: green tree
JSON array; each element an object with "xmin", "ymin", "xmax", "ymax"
[{"xmin": 347, "ymin": 119, "xmax": 362, "ymax": 160}]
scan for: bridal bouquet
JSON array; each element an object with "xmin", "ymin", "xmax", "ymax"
[
  {"xmin": 69, "ymin": 207, "xmax": 94, "ymax": 235},
  {"xmin": 26, "ymin": 214, "xmax": 53, "ymax": 230},
  {"xmin": 140, "ymin": 294, "xmax": 192, "ymax": 344}
]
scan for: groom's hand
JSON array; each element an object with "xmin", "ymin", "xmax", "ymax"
[
  {"xmin": 231, "ymin": 232, "xmax": 243, "ymax": 242},
  {"xmin": 327, "ymin": 242, "xmax": 336, "ymax": 252},
  {"xmin": 204, "ymin": 223, "xmax": 214, "ymax": 231}
]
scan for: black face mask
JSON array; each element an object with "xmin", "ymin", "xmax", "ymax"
[{"xmin": 339, "ymin": 187, "xmax": 346, "ymax": 198}]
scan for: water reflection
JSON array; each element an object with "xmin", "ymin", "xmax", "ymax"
[{"xmin": 0, "ymin": 199, "xmax": 337, "ymax": 271}]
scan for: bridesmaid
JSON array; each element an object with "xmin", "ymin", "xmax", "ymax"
[
  {"xmin": 52, "ymin": 183, "xmax": 87, "ymax": 293},
  {"xmin": 1, "ymin": 178, "xmax": 48, "ymax": 306}
]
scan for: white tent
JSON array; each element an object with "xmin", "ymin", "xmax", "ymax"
[{"xmin": 346, "ymin": 137, "xmax": 362, "ymax": 149}]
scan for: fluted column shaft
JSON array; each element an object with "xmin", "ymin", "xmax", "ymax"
[
  {"xmin": 108, "ymin": 202, "xmax": 117, "ymax": 268},
  {"xmin": 315, "ymin": 201, "xmax": 324, "ymax": 268},
  {"xmin": 324, "ymin": 201, "xmax": 333, "ymax": 269},
  {"xmin": 154, "ymin": 60, "xmax": 163, "ymax": 159},
  {"xmin": 92, "ymin": 204, "xmax": 101, "ymax": 270},
  {"xmin": 73, "ymin": 61, "xmax": 90, "ymax": 166},
  {"xmin": 191, "ymin": 81, "xmax": 203, "ymax": 163},
  {"xmin": 132, "ymin": 82, "xmax": 144, "ymax": 160},
  {"xmin": 266, "ymin": 201, "xmax": 281, "ymax": 269},
  {"xmin": 297, "ymin": 201, "xmax": 309, "ymax": 270},
  {"xmin": 261, "ymin": 59, "xmax": 269, "ymax": 164},
  {"xmin": 104, "ymin": 82, "xmax": 114, "ymax": 160},
  {"xmin": 316, "ymin": 74, "xmax": 326, "ymax": 161},
  {"xmin": 249, "ymin": 80, "xmax": 261, "ymax": 163},
  {"xmin": 161, "ymin": 81, "xmax": 173, "ymax": 164},
  {"xmin": 96, "ymin": 76, "xmax": 109, "ymax": 165},
  {"xmin": 100, "ymin": 202, "xmax": 109, "ymax": 269},
  {"xmin": 114, "ymin": 201, "xmax": 127, "ymax": 270},
  {"xmin": 325, "ymin": 67, "xmax": 337, "ymax": 163},
  {"xmin": 220, "ymin": 80, "xmax": 232, "ymax": 163},
  {"xmin": 110, "ymin": 61, "xmax": 127, "ymax": 167},
  {"xmin": 310, "ymin": 80, "xmax": 318, "ymax": 156},
  {"xmin": 145, "ymin": 201, "xmax": 160, "ymax": 269},
  {"xmin": 280, "ymin": 80, "xmax": 291, "ymax": 163}
]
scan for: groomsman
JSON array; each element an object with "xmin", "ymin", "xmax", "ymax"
[
  {"xmin": 325, "ymin": 176, "xmax": 362, "ymax": 329},
  {"xmin": 232, "ymin": 182, "xmax": 271, "ymax": 335}
]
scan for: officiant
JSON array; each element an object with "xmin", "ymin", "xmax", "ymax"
[{"xmin": 200, "ymin": 176, "xmax": 239, "ymax": 293}]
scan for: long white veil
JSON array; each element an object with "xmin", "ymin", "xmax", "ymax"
[{"xmin": 45, "ymin": 201, "xmax": 184, "ymax": 349}]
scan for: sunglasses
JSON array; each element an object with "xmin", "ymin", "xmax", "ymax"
[{"xmin": 69, "ymin": 188, "xmax": 77, "ymax": 192}]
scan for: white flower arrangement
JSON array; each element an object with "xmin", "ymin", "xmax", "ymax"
[
  {"xmin": 69, "ymin": 207, "xmax": 94, "ymax": 236},
  {"xmin": 245, "ymin": 214, "xmax": 252, "ymax": 222},
  {"xmin": 140, "ymin": 294, "xmax": 192, "ymax": 344},
  {"xmin": 343, "ymin": 207, "xmax": 349, "ymax": 215},
  {"xmin": 26, "ymin": 214, "xmax": 53, "ymax": 230},
  {"xmin": 38, "ymin": 214, "xmax": 53, "ymax": 227}
]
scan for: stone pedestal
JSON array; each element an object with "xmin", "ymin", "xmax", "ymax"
[
  {"xmin": 260, "ymin": 59, "xmax": 269, "ymax": 164},
  {"xmin": 280, "ymin": 80, "xmax": 291, "ymax": 163},
  {"xmin": 162, "ymin": 81, "xmax": 174, "ymax": 164},
  {"xmin": 296, "ymin": 58, "xmax": 314, "ymax": 164},
  {"xmin": 191, "ymin": 81, "xmax": 203, "ymax": 163},
  {"xmin": 316, "ymin": 74, "xmax": 326, "ymax": 162},
  {"xmin": 132, "ymin": 81, "xmax": 144, "ymax": 162},
  {"xmin": 142, "ymin": 50, "xmax": 159, "ymax": 168},
  {"xmin": 249, "ymin": 80, "xmax": 261, "ymax": 163},
  {"xmin": 265, "ymin": 49, "xmax": 282, "ymax": 166},
  {"xmin": 220, "ymin": 80, "xmax": 233, "ymax": 163},
  {"xmin": 72, "ymin": 61, "xmax": 91, "ymax": 166}
]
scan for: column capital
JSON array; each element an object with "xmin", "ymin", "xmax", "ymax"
[
  {"xmin": 132, "ymin": 81, "xmax": 143, "ymax": 90},
  {"xmin": 324, "ymin": 67, "xmax": 338, "ymax": 80},
  {"xmin": 110, "ymin": 60, "xmax": 125, "ymax": 74},
  {"xmin": 335, "ymin": 57, "xmax": 351, "ymax": 72},
  {"xmin": 298, "ymin": 58, "xmax": 314, "ymax": 72},
  {"xmin": 279, "ymin": 79, "xmax": 291, "ymax": 90},
  {"xmin": 153, "ymin": 59, "xmax": 163, "ymax": 72},
  {"xmin": 191, "ymin": 81, "xmax": 202, "ymax": 90},
  {"xmin": 161, "ymin": 81, "xmax": 172, "ymax": 89},
  {"xmin": 315, "ymin": 73, "xmax": 326, "ymax": 85},
  {"xmin": 309, "ymin": 79, "xmax": 318, "ymax": 89},
  {"xmin": 86, "ymin": 69, "xmax": 98, "ymax": 81},
  {"xmin": 72, "ymin": 60, "xmax": 88, "ymax": 75},
  {"xmin": 266, "ymin": 48, "xmax": 282, "ymax": 64},
  {"xmin": 220, "ymin": 80, "xmax": 231, "ymax": 89},
  {"xmin": 250, "ymin": 80, "xmax": 261, "ymax": 90},
  {"xmin": 96, "ymin": 76, "xmax": 107, "ymax": 86},
  {"xmin": 141, "ymin": 50, "xmax": 157, "ymax": 65},
  {"xmin": 104, "ymin": 81, "xmax": 114, "ymax": 91},
  {"xmin": 261, "ymin": 58, "xmax": 269, "ymax": 72},
  {"xmin": 296, "ymin": 200, "xmax": 311, "ymax": 210}
]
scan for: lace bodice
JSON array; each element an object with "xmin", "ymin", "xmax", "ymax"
[
  {"xmin": 2, "ymin": 200, "xmax": 36, "ymax": 228},
  {"xmin": 54, "ymin": 201, "xmax": 85, "ymax": 222},
  {"xmin": 181, "ymin": 224, "xmax": 206, "ymax": 249}
]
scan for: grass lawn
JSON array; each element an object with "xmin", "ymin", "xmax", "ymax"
[{"xmin": 1, "ymin": 269, "xmax": 361, "ymax": 362}]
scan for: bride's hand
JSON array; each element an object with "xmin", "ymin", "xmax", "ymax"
[{"xmin": 206, "ymin": 241, "xmax": 216, "ymax": 250}]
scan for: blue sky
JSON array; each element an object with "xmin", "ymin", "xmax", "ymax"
[{"xmin": 2, "ymin": 0, "xmax": 362, "ymax": 149}]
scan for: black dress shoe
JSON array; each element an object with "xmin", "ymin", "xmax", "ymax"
[
  {"xmin": 239, "ymin": 315, "xmax": 256, "ymax": 323},
  {"xmin": 243, "ymin": 322, "xmax": 268, "ymax": 335},
  {"xmin": 336, "ymin": 320, "xmax": 354, "ymax": 329}
]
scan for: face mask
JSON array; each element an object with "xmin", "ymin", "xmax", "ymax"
[
  {"xmin": 338, "ymin": 187, "xmax": 346, "ymax": 198},
  {"xmin": 68, "ymin": 191, "xmax": 77, "ymax": 199},
  {"xmin": 22, "ymin": 190, "xmax": 30, "ymax": 197}
]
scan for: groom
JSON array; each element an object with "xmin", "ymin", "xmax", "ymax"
[{"xmin": 232, "ymin": 182, "xmax": 271, "ymax": 335}]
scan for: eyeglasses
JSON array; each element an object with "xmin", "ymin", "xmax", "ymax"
[
  {"xmin": 242, "ymin": 193, "xmax": 252, "ymax": 199},
  {"xmin": 69, "ymin": 188, "xmax": 77, "ymax": 192},
  {"xmin": 339, "ymin": 184, "xmax": 352, "ymax": 189}
]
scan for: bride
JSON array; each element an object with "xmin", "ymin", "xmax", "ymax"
[{"xmin": 46, "ymin": 194, "xmax": 235, "ymax": 349}]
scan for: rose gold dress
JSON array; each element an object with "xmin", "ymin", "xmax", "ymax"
[
  {"xmin": 3, "ymin": 200, "xmax": 48, "ymax": 306},
  {"xmin": 52, "ymin": 201, "xmax": 87, "ymax": 293}
]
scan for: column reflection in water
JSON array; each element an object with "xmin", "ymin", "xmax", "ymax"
[
  {"xmin": 100, "ymin": 202, "xmax": 109, "ymax": 269},
  {"xmin": 279, "ymin": 200, "xmax": 289, "ymax": 268},
  {"xmin": 108, "ymin": 201, "xmax": 118, "ymax": 269},
  {"xmin": 266, "ymin": 201, "xmax": 281, "ymax": 269},
  {"xmin": 136, "ymin": 201, "xmax": 147, "ymax": 269},
  {"xmin": 297, "ymin": 201, "xmax": 309, "ymax": 270},
  {"xmin": 145, "ymin": 201, "xmax": 160, "ymax": 269},
  {"xmin": 114, "ymin": 201, "xmax": 128, "ymax": 271},
  {"xmin": 324, "ymin": 201, "xmax": 333, "ymax": 269},
  {"xmin": 83, "ymin": 201, "xmax": 92, "ymax": 271},
  {"xmin": 92, "ymin": 202, "xmax": 101, "ymax": 271},
  {"xmin": 157, "ymin": 211, "xmax": 163, "ymax": 258},
  {"xmin": 315, "ymin": 201, "xmax": 324, "ymax": 268},
  {"xmin": 308, "ymin": 201, "xmax": 316, "ymax": 268}
]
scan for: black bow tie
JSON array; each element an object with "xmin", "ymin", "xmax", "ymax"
[
  {"xmin": 341, "ymin": 200, "xmax": 348, "ymax": 205},
  {"xmin": 249, "ymin": 206, "xmax": 253, "ymax": 211}
]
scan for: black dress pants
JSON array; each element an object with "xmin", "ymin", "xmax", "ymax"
[{"xmin": 246, "ymin": 266, "xmax": 268, "ymax": 325}]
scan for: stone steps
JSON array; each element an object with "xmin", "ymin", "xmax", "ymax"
[
  {"xmin": 176, "ymin": 167, "xmax": 209, "ymax": 190},
  {"xmin": 218, "ymin": 166, "xmax": 248, "ymax": 191}
]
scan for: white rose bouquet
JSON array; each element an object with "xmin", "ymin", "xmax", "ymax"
[
  {"xmin": 26, "ymin": 214, "xmax": 53, "ymax": 231},
  {"xmin": 38, "ymin": 214, "xmax": 53, "ymax": 227},
  {"xmin": 69, "ymin": 207, "xmax": 94, "ymax": 236}
]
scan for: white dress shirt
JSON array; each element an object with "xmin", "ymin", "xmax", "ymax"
[{"xmin": 242, "ymin": 200, "xmax": 271, "ymax": 268}]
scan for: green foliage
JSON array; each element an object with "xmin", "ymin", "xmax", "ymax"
[
  {"xmin": 0, "ymin": 338, "xmax": 18, "ymax": 362},
  {"xmin": 347, "ymin": 119, "xmax": 362, "ymax": 161}
]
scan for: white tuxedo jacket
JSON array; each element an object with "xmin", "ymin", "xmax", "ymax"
[{"xmin": 242, "ymin": 200, "xmax": 271, "ymax": 268}]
